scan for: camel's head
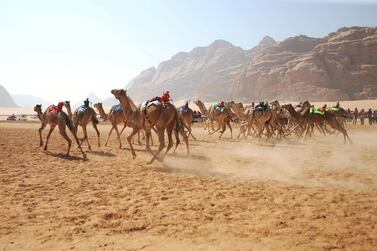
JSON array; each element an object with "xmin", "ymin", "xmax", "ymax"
[
  {"xmin": 34, "ymin": 104, "xmax": 42, "ymax": 113},
  {"xmin": 111, "ymin": 89, "xmax": 127, "ymax": 99},
  {"xmin": 94, "ymin": 102, "xmax": 102, "ymax": 111},
  {"xmin": 64, "ymin": 101, "xmax": 71, "ymax": 109}
]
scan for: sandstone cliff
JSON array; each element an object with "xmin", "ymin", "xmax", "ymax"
[
  {"xmin": 127, "ymin": 27, "xmax": 377, "ymax": 102},
  {"xmin": 0, "ymin": 85, "xmax": 18, "ymax": 107}
]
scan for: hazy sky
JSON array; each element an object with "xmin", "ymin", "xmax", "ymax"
[{"xmin": 1, "ymin": 0, "xmax": 377, "ymax": 103}]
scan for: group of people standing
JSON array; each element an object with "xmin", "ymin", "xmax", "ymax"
[{"xmin": 349, "ymin": 108, "xmax": 377, "ymax": 125}]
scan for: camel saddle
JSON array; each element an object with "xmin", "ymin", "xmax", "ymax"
[
  {"xmin": 75, "ymin": 105, "xmax": 88, "ymax": 113},
  {"xmin": 310, "ymin": 107, "xmax": 325, "ymax": 116},
  {"xmin": 254, "ymin": 102, "xmax": 269, "ymax": 112},
  {"xmin": 212, "ymin": 104, "xmax": 226, "ymax": 113},
  {"xmin": 141, "ymin": 97, "xmax": 162, "ymax": 112},
  {"xmin": 113, "ymin": 104, "xmax": 123, "ymax": 113},
  {"xmin": 179, "ymin": 102, "xmax": 189, "ymax": 113}
]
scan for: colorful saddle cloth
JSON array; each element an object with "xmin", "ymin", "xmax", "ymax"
[
  {"xmin": 212, "ymin": 104, "xmax": 226, "ymax": 112},
  {"xmin": 113, "ymin": 103, "xmax": 123, "ymax": 113},
  {"xmin": 328, "ymin": 106, "xmax": 340, "ymax": 112},
  {"xmin": 141, "ymin": 97, "xmax": 162, "ymax": 111},
  {"xmin": 49, "ymin": 103, "xmax": 64, "ymax": 115},
  {"xmin": 310, "ymin": 107, "xmax": 325, "ymax": 116},
  {"xmin": 75, "ymin": 105, "xmax": 88, "ymax": 113},
  {"xmin": 179, "ymin": 102, "xmax": 189, "ymax": 113}
]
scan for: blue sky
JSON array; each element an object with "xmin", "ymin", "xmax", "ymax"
[{"xmin": 1, "ymin": 0, "xmax": 377, "ymax": 103}]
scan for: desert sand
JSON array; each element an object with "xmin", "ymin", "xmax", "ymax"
[{"xmin": 1, "ymin": 121, "xmax": 377, "ymax": 250}]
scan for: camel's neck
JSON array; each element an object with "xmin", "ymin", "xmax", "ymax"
[
  {"xmin": 66, "ymin": 107, "xmax": 73, "ymax": 119},
  {"xmin": 230, "ymin": 104, "xmax": 246, "ymax": 120},
  {"xmin": 97, "ymin": 106, "xmax": 107, "ymax": 120},
  {"xmin": 197, "ymin": 102, "xmax": 209, "ymax": 116},
  {"xmin": 36, "ymin": 111, "xmax": 43, "ymax": 121},
  {"xmin": 118, "ymin": 95, "xmax": 137, "ymax": 115}
]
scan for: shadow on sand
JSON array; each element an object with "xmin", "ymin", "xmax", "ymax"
[
  {"xmin": 153, "ymin": 163, "xmax": 231, "ymax": 178},
  {"xmin": 45, "ymin": 151, "xmax": 86, "ymax": 161},
  {"xmin": 88, "ymin": 150, "xmax": 116, "ymax": 157}
]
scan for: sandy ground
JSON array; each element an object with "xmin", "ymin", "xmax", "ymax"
[{"xmin": 1, "ymin": 121, "xmax": 377, "ymax": 250}]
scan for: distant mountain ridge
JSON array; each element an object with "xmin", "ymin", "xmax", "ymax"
[
  {"xmin": 0, "ymin": 85, "xmax": 18, "ymax": 107},
  {"xmin": 12, "ymin": 94, "xmax": 51, "ymax": 108},
  {"xmin": 126, "ymin": 26, "xmax": 377, "ymax": 102}
]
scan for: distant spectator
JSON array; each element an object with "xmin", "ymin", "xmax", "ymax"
[
  {"xmin": 360, "ymin": 109, "xmax": 365, "ymax": 125},
  {"xmin": 352, "ymin": 108, "xmax": 358, "ymax": 125},
  {"xmin": 373, "ymin": 110, "xmax": 377, "ymax": 124},
  {"xmin": 367, "ymin": 108, "xmax": 373, "ymax": 125}
]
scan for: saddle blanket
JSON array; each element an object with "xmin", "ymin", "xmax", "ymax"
[
  {"xmin": 212, "ymin": 104, "xmax": 225, "ymax": 112},
  {"xmin": 113, "ymin": 104, "xmax": 123, "ymax": 113},
  {"xmin": 75, "ymin": 105, "xmax": 88, "ymax": 113},
  {"xmin": 179, "ymin": 106, "xmax": 189, "ymax": 113},
  {"xmin": 141, "ymin": 100, "xmax": 161, "ymax": 111},
  {"xmin": 310, "ymin": 107, "xmax": 325, "ymax": 116}
]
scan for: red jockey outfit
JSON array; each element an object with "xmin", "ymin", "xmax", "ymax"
[
  {"xmin": 161, "ymin": 91, "xmax": 171, "ymax": 103},
  {"xmin": 49, "ymin": 102, "xmax": 64, "ymax": 115}
]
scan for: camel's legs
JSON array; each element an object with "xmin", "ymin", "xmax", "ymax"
[
  {"xmin": 148, "ymin": 127, "xmax": 165, "ymax": 164},
  {"xmin": 226, "ymin": 120, "xmax": 232, "ymax": 139},
  {"xmin": 58, "ymin": 123, "xmax": 72, "ymax": 156},
  {"xmin": 329, "ymin": 119, "xmax": 353, "ymax": 144},
  {"xmin": 92, "ymin": 122, "xmax": 101, "ymax": 147},
  {"xmin": 82, "ymin": 125, "xmax": 91, "ymax": 151},
  {"xmin": 44, "ymin": 125, "xmax": 56, "ymax": 151},
  {"xmin": 120, "ymin": 123, "xmax": 127, "ymax": 134},
  {"xmin": 38, "ymin": 122, "xmax": 47, "ymax": 146},
  {"xmin": 113, "ymin": 124, "xmax": 122, "ymax": 148},
  {"xmin": 69, "ymin": 126, "xmax": 85, "ymax": 156},
  {"xmin": 173, "ymin": 129, "xmax": 180, "ymax": 153},
  {"xmin": 105, "ymin": 127, "xmax": 114, "ymax": 146},
  {"xmin": 187, "ymin": 124, "xmax": 197, "ymax": 141},
  {"xmin": 127, "ymin": 127, "xmax": 140, "ymax": 158},
  {"xmin": 218, "ymin": 122, "xmax": 226, "ymax": 138},
  {"xmin": 162, "ymin": 122, "xmax": 175, "ymax": 160}
]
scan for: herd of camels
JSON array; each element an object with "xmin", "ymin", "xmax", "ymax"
[{"xmin": 33, "ymin": 89, "xmax": 352, "ymax": 163}]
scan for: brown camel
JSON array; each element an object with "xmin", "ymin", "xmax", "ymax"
[
  {"xmin": 283, "ymin": 104, "xmax": 352, "ymax": 143},
  {"xmin": 194, "ymin": 100, "xmax": 232, "ymax": 138},
  {"xmin": 251, "ymin": 103, "xmax": 284, "ymax": 140},
  {"xmin": 34, "ymin": 104, "xmax": 84, "ymax": 157},
  {"xmin": 111, "ymin": 89, "xmax": 188, "ymax": 163},
  {"xmin": 228, "ymin": 101, "xmax": 256, "ymax": 139},
  {"xmin": 94, "ymin": 102, "xmax": 146, "ymax": 147},
  {"xmin": 65, "ymin": 101, "xmax": 100, "ymax": 151}
]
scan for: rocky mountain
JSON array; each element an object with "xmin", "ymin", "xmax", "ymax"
[
  {"xmin": 127, "ymin": 40, "xmax": 250, "ymax": 102},
  {"xmin": 126, "ymin": 26, "xmax": 377, "ymax": 102},
  {"xmin": 12, "ymin": 94, "xmax": 51, "ymax": 108},
  {"xmin": 231, "ymin": 27, "xmax": 377, "ymax": 101},
  {"xmin": 0, "ymin": 85, "xmax": 18, "ymax": 107}
]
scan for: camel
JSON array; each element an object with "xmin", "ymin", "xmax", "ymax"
[
  {"xmin": 65, "ymin": 101, "xmax": 100, "ymax": 151},
  {"xmin": 34, "ymin": 104, "xmax": 84, "ymax": 157},
  {"xmin": 178, "ymin": 102, "xmax": 196, "ymax": 140},
  {"xmin": 251, "ymin": 102, "xmax": 285, "ymax": 140},
  {"xmin": 111, "ymin": 89, "xmax": 188, "ymax": 163},
  {"xmin": 94, "ymin": 102, "xmax": 147, "ymax": 147},
  {"xmin": 283, "ymin": 103, "xmax": 352, "ymax": 143},
  {"xmin": 228, "ymin": 101, "xmax": 256, "ymax": 139},
  {"xmin": 194, "ymin": 100, "xmax": 232, "ymax": 139}
]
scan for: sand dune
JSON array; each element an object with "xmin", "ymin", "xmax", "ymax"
[{"xmin": 0, "ymin": 122, "xmax": 377, "ymax": 250}]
